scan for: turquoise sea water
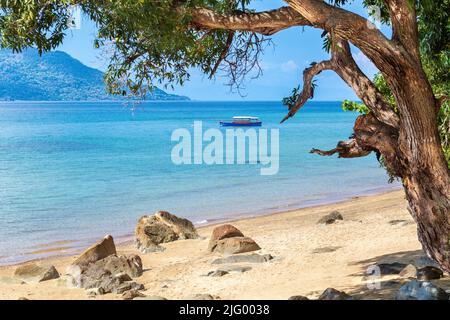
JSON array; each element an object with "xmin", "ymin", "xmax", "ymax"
[{"xmin": 0, "ymin": 101, "xmax": 400, "ymax": 265}]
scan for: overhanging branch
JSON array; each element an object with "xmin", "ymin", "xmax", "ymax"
[
  {"xmin": 310, "ymin": 139, "xmax": 371, "ymax": 158},
  {"xmin": 281, "ymin": 60, "xmax": 334, "ymax": 123},
  {"xmin": 188, "ymin": 6, "xmax": 311, "ymax": 36}
]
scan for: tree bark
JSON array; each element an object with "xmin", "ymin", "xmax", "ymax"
[{"xmin": 393, "ymin": 70, "xmax": 450, "ymax": 271}]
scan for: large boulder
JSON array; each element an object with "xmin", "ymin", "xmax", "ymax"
[
  {"xmin": 135, "ymin": 211, "xmax": 199, "ymax": 253},
  {"xmin": 317, "ymin": 211, "xmax": 343, "ymax": 225},
  {"xmin": 212, "ymin": 237, "xmax": 261, "ymax": 255},
  {"xmin": 14, "ymin": 263, "xmax": 59, "ymax": 283},
  {"xmin": 72, "ymin": 235, "xmax": 116, "ymax": 266},
  {"xmin": 396, "ymin": 280, "xmax": 449, "ymax": 300},
  {"xmin": 66, "ymin": 235, "xmax": 144, "ymax": 295},
  {"xmin": 67, "ymin": 254, "xmax": 143, "ymax": 293},
  {"xmin": 208, "ymin": 224, "xmax": 244, "ymax": 252},
  {"xmin": 156, "ymin": 211, "xmax": 199, "ymax": 239}
]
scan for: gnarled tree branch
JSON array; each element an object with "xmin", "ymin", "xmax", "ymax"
[
  {"xmin": 281, "ymin": 36, "xmax": 399, "ymax": 129},
  {"xmin": 331, "ymin": 38, "xmax": 399, "ymax": 129},
  {"xmin": 310, "ymin": 139, "xmax": 371, "ymax": 158},
  {"xmin": 285, "ymin": 0, "xmax": 414, "ymax": 77},
  {"xmin": 311, "ymin": 113, "xmax": 402, "ymax": 176},
  {"xmin": 281, "ymin": 60, "xmax": 334, "ymax": 123},
  {"xmin": 188, "ymin": 6, "xmax": 311, "ymax": 36}
]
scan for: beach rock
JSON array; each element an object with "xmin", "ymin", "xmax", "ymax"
[
  {"xmin": 288, "ymin": 295, "xmax": 309, "ymax": 300},
  {"xmin": 396, "ymin": 280, "xmax": 449, "ymax": 300},
  {"xmin": 377, "ymin": 262, "xmax": 407, "ymax": 275},
  {"xmin": 72, "ymin": 235, "xmax": 116, "ymax": 267},
  {"xmin": 399, "ymin": 264, "xmax": 417, "ymax": 278},
  {"xmin": 114, "ymin": 272, "xmax": 133, "ymax": 283},
  {"xmin": 17, "ymin": 297, "xmax": 29, "ymax": 300},
  {"xmin": 122, "ymin": 289, "xmax": 146, "ymax": 300},
  {"xmin": 206, "ymin": 270, "xmax": 229, "ymax": 277},
  {"xmin": 313, "ymin": 246, "xmax": 341, "ymax": 254},
  {"xmin": 318, "ymin": 288, "xmax": 353, "ymax": 300},
  {"xmin": 211, "ymin": 254, "xmax": 273, "ymax": 264},
  {"xmin": 135, "ymin": 212, "xmax": 198, "ymax": 253},
  {"xmin": 67, "ymin": 254, "xmax": 144, "ymax": 294},
  {"xmin": 208, "ymin": 224, "xmax": 245, "ymax": 252},
  {"xmin": 102, "ymin": 254, "xmax": 143, "ymax": 278},
  {"xmin": 317, "ymin": 211, "xmax": 343, "ymax": 225},
  {"xmin": 86, "ymin": 287, "xmax": 105, "ymax": 297},
  {"xmin": 212, "ymin": 237, "xmax": 261, "ymax": 255},
  {"xmin": 416, "ymin": 266, "xmax": 443, "ymax": 281},
  {"xmin": 155, "ymin": 211, "xmax": 199, "ymax": 239},
  {"xmin": 113, "ymin": 281, "xmax": 144, "ymax": 294},
  {"xmin": 134, "ymin": 296, "xmax": 168, "ymax": 300},
  {"xmin": 14, "ymin": 263, "xmax": 60, "ymax": 283}
]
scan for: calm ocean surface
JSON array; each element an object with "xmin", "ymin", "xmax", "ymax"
[{"xmin": 0, "ymin": 101, "xmax": 400, "ymax": 265}]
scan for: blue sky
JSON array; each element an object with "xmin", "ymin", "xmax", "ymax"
[{"xmin": 58, "ymin": 1, "xmax": 384, "ymax": 101}]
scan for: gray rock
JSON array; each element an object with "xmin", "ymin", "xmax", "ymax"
[
  {"xmin": 288, "ymin": 295, "xmax": 309, "ymax": 300},
  {"xmin": 14, "ymin": 263, "xmax": 60, "ymax": 283},
  {"xmin": 377, "ymin": 262, "xmax": 408, "ymax": 275},
  {"xmin": 102, "ymin": 254, "xmax": 143, "ymax": 278},
  {"xmin": 318, "ymin": 288, "xmax": 353, "ymax": 300},
  {"xmin": 399, "ymin": 264, "xmax": 417, "ymax": 278},
  {"xmin": 114, "ymin": 272, "xmax": 133, "ymax": 283},
  {"xmin": 113, "ymin": 281, "xmax": 144, "ymax": 294},
  {"xmin": 66, "ymin": 254, "xmax": 144, "ymax": 295},
  {"xmin": 313, "ymin": 246, "xmax": 341, "ymax": 254},
  {"xmin": 135, "ymin": 211, "xmax": 198, "ymax": 253},
  {"xmin": 416, "ymin": 266, "xmax": 443, "ymax": 281},
  {"xmin": 206, "ymin": 270, "xmax": 229, "ymax": 277},
  {"xmin": 396, "ymin": 280, "xmax": 449, "ymax": 300},
  {"xmin": 211, "ymin": 254, "xmax": 273, "ymax": 264},
  {"xmin": 317, "ymin": 211, "xmax": 343, "ymax": 225}
]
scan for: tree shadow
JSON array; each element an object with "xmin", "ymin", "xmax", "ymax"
[{"xmin": 343, "ymin": 249, "xmax": 449, "ymax": 300}]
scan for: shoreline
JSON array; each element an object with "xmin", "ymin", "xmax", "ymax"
[
  {"xmin": 1, "ymin": 188, "xmax": 434, "ymax": 300},
  {"xmin": 0, "ymin": 186, "xmax": 402, "ymax": 268}
]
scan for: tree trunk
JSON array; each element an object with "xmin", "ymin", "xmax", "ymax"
[{"xmin": 394, "ymin": 69, "xmax": 450, "ymax": 272}]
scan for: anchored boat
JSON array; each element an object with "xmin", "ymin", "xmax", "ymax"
[{"xmin": 220, "ymin": 116, "xmax": 262, "ymax": 127}]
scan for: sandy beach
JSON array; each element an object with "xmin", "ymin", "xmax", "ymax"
[{"xmin": 1, "ymin": 189, "xmax": 448, "ymax": 300}]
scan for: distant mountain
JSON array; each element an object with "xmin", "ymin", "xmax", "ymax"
[{"xmin": 0, "ymin": 49, "xmax": 189, "ymax": 101}]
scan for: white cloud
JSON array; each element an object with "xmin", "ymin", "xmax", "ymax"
[{"xmin": 280, "ymin": 60, "xmax": 299, "ymax": 73}]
